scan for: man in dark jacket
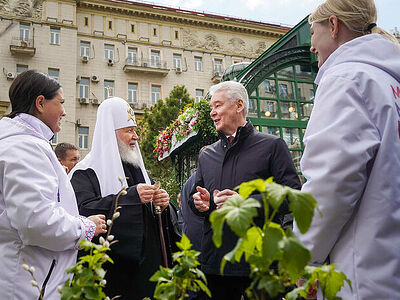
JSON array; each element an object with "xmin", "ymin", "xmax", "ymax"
[
  {"xmin": 70, "ymin": 97, "xmax": 179, "ymax": 300},
  {"xmin": 189, "ymin": 81, "xmax": 301, "ymax": 299}
]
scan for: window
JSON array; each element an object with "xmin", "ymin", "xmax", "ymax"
[
  {"xmin": 104, "ymin": 80, "xmax": 114, "ymax": 99},
  {"xmin": 108, "ymin": 21, "xmax": 112, "ymax": 30},
  {"xmin": 16, "ymin": 64, "xmax": 28, "ymax": 74},
  {"xmin": 50, "ymin": 132, "xmax": 58, "ymax": 145},
  {"xmin": 150, "ymin": 50, "xmax": 160, "ymax": 68},
  {"xmin": 128, "ymin": 83, "xmax": 138, "ymax": 104},
  {"xmin": 151, "ymin": 85, "xmax": 161, "ymax": 105},
  {"xmin": 84, "ymin": 17, "xmax": 89, "ymax": 26},
  {"xmin": 174, "ymin": 30, "xmax": 179, "ymax": 39},
  {"xmin": 127, "ymin": 48, "xmax": 137, "ymax": 64},
  {"xmin": 79, "ymin": 77, "xmax": 89, "ymax": 99},
  {"xmin": 260, "ymin": 100, "xmax": 278, "ymax": 119},
  {"xmin": 214, "ymin": 59, "xmax": 222, "ymax": 75},
  {"xmin": 80, "ymin": 41, "xmax": 90, "ymax": 57},
  {"xmin": 278, "ymin": 81, "xmax": 295, "ymax": 99},
  {"xmin": 173, "ymin": 54, "xmax": 181, "ymax": 69},
  {"xmin": 195, "ymin": 89, "xmax": 204, "ymax": 103},
  {"xmin": 48, "ymin": 68, "xmax": 59, "ymax": 81},
  {"xmin": 153, "ymin": 28, "xmax": 157, "ymax": 36},
  {"xmin": 19, "ymin": 23, "xmax": 30, "ymax": 41},
  {"xmin": 78, "ymin": 127, "xmax": 89, "ymax": 149},
  {"xmin": 104, "ymin": 44, "xmax": 114, "ymax": 60},
  {"xmin": 194, "ymin": 57, "xmax": 202, "ymax": 71},
  {"xmin": 131, "ymin": 24, "xmax": 135, "ymax": 33},
  {"xmin": 50, "ymin": 27, "xmax": 60, "ymax": 45}
]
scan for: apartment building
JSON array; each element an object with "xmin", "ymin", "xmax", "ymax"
[{"xmin": 0, "ymin": 0, "xmax": 289, "ymax": 154}]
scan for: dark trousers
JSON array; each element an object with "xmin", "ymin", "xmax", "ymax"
[{"xmin": 204, "ymin": 274, "xmax": 251, "ymax": 300}]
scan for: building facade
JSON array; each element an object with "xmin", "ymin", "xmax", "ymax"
[{"xmin": 0, "ymin": 0, "xmax": 288, "ymax": 154}]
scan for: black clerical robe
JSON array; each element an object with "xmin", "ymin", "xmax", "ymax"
[{"xmin": 71, "ymin": 162, "xmax": 180, "ymax": 300}]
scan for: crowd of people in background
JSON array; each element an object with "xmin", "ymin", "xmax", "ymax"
[{"xmin": 0, "ymin": 0, "xmax": 399, "ymax": 299}]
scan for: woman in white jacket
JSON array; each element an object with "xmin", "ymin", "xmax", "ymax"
[
  {"xmin": 0, "ymin": 70, "xmax": 106, "ymax": 299},
  {"xmin": 294, "ymin": 0, "xmax": 400, "ymax": 299}
]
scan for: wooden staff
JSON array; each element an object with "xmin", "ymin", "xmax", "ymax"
[{"xmin": 154, "ymin": 181, "xmax": 169, "ymax": 267}]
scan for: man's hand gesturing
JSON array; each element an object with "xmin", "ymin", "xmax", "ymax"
[{"xmin": 193, "ymin": 186, "xmax": 210, "ymax": 212}]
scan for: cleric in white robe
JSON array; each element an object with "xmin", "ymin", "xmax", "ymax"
[{"xmin": 69, "ymin": 97, "xmax": 181, "ymax": 300}]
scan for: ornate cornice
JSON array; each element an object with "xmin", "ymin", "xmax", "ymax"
[{"xmin": 77, "ymin": 0, "xmax": 288, "ymax": 38}]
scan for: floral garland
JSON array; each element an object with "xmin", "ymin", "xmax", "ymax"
[{"xmin": 154, "ymin": 106, "xmax": 201, "ymax": 159}]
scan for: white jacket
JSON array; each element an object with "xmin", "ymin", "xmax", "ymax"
[
  {"xmin": 0, "ymin": 114, "xmax": 95, "ymax": 299},
  {"xmin": 294, "ymin": 34, "xmax": 400, "ymax": 299}
]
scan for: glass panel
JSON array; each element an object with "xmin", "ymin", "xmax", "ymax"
[
  {"xmin": 248, "ymin": 98, "xmax": 258, "ymax": 118},
  {"xmin": 214, "ymin": 59, "xmax": 222, "ymax": 74},
  {"xmin": 260, "ymin": 99, "xmax": 278, "ymax": 119},
  {"xmin": 300, "ymin": 102, "xmax": 314, "ymax": 121},
  {"xmin": 282, "ymin": 128, "xmax": 301, "ymax": 149},
  {"xmin": 128, "ymin": 83, "xmax": 138, "ymax": 103},
  {"xmin": 276, "ymin": 66, "xmax": 294, "ymax": 79},
  {"xmin": 127, "ymin": 48, "xmax": 137, "ymax": 63},
  {"xmin": 78, "ymin": 127, "xmax": 89, "ymax": 134},
  {"xmin": 261, "ymin": 126, "xmax": 280, "ymax": 137},
  {"xmin": 258, "ymin": 79, "xmax": 276, "ymax": 98},
  {"xmin": 80, "ymin": 41, "xmax": 90, "ymax": 57},
  {"xmin": 173, "ymin": 54, "xmax": 181, "ymax": 68},
  {"xmin": 297, "ymin": 82, "xmax": 315, "ymax": 101},
  {"xmin": 278, "ymin": 81, "xmax": 295, "ymax": 99},
  {"xmin": 48, "ymin": 68, "xmax": 59, "ymax": 80},
  {"xmin": 16, "ymin": 65, "xmax": 28, "ymax": 74},
  {"xmin": 194, "ymin": 57, "xmax": 202, "ymax": 71},
  {"xmin": 250, "ymin": 90, "xmax": 256, "ymax": 97},
  {"xmin": 281, "ymin": 101, "xmax": 298, "ymax": 120},
  {"xmin": 104, "ymin": 80, "xmax": 114, "ymax": 99},
  {"xmin": 295, "ymin": 65, "xmax": 313, "ymax": 81},
  {"xmin": 290, "ymin": 150, "xmax": 302, "ymax": 172}
]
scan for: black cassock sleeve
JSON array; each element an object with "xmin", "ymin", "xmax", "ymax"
[{"xmin": 71, "ymin": 168, "xmax": 144, "ymax": 262}]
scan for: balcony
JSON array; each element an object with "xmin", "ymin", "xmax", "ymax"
[
  {"xmin": 10, "ymin": 37, "xmax": 35, "ymax": 56},
  {"xmin": 211, "ymin": 71, "xmax": 222, "ymax": 83},
  {"xmin": 123, "ymin": 58, "xmax": 169, "ymax": 76}
]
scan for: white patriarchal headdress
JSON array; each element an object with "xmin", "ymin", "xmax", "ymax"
[{"xmin": 70, "ymin": 97, "xmax": 150, "ymax": 196}]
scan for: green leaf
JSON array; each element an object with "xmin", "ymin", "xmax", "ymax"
[
  {"xmin": 257, "ymin": 276, "xmax": 285, "ymax": 298},
  {"xmin": 314, "ymin": 265, "xmax": 352, "ymax": 300},
  {"xmin": 262, "ymin": 222, "xmax": 284, "ymax": 265},
  {"xmin": 196, "ymin": 279, "xmax": 212, "ymax": 297},
  {"xmin": 220, "ymin": 239, "xmax": 243, "ymax": 274},
  {"xmin": 265, "ymin": 182, "xmax": 290, "ymax": 210},
  {"xmin": 238, "ymin": 179, "xmax": 266, "ymax": 200},
  {"xmin": 210, "ymin": 204, "xmax": 231, "ymax": 248},
  {"xmin": 176, "ymin": 233, "xmax": 192, "ymax": 251},
  {"xmin": 279, "ymin": 234, "xmax": 311, "ymax": 283},
  {"xmin": 224, "ymin": 195, "xmax": 261, "ymax": 238},
  {"xmin": 288, "ymin": 189, "xmax": 317, "ymax": 234},
  {"xmin": 285, "ymin": 286, "xmax": 308, "ymax": 300}
]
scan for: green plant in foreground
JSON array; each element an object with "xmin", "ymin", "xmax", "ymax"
[
  {"xmin": 60, "ymin": 183, "xmax": 127, "ymax": 300},
  {"xmin": 150, "ymin": 234, "xmax": 211, "ymax": 300},
  {"xmin": 210, "ymin": 177, "xmax": 351, "ymax": 300}
]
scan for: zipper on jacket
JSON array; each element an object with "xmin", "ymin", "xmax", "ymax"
[{"xmin": 38, "ymin": 259, "xmax": 56, "ymax": 300}]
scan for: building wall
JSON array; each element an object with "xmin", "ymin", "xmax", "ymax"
[{"xmin": 0, "ymin": 0, "xmax": 288, "ymax": 156}]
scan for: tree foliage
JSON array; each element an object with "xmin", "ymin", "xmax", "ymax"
[{"xmin": 138, "ymin": 85, "xmax": 194, "ymax": 203}]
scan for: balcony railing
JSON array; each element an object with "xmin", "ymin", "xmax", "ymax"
[
  {"xmin": 10, "ymin": 37, "xmax": 35, "ymax": 56},
  {"xmin": 123, "ymin": 58, "xmax": 169, "ymax": 76}
]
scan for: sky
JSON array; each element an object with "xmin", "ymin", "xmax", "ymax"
[{"xmin": 136, "ymin": 0, "xmax": 399, "ymax": 33}]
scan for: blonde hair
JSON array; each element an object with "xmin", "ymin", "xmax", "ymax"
[{"xmin": 309, "ymin": 0, "xmax": 399, "ymax": 45}]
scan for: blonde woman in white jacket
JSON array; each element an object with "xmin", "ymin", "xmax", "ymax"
[
  {"xmin": 293, "ymin": 0, "xmax": 400, "ymax": 299},
  {"xmin": 0, "ymin": 70, "xmax": 107, "ymax": 299}
]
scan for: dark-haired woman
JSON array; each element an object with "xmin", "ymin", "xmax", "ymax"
[{"xmin": 0, "ymin": 70, "xmax": 106, "ymax": 299}]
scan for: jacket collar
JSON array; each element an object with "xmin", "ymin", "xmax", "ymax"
[
  {"xmin": 218, "ymin": 120, "xmax": 254, "ymax": 147},
  {"xmin": 15, "ymin": 113, "xmax": 54, "ymax": 141}
]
